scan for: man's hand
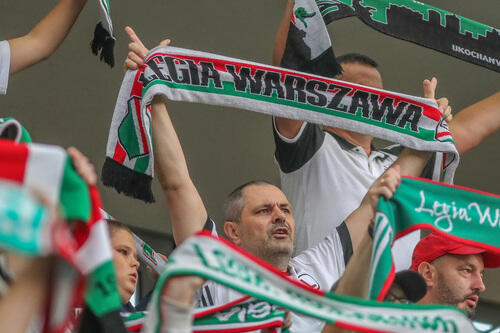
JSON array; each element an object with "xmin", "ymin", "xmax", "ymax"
[
  {"xmin": 360, "ymin": 165, "xmax": 401, "ymax": 212},
  {"xmin": 67, "ymin": 146, "xmax": 97, "ymax": 186},
  {"xmin": 123, "ymin": 26, "xmax": 171, "ymax": 71},
  {"xmin": 423, "ymin": 77, "xmax": 452, "ymax": 123}
]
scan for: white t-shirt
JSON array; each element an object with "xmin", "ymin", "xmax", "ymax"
[
  {"xmin": 196, "ymin": 220, "xmax": 352, "ymax": 332},
  {"xmin": 0, "ymin": 40, "xmax": 10, "ymax": 95},
  {"xmin": 273, "ymin": 120, "xmax": 440, "ymax": 270}
]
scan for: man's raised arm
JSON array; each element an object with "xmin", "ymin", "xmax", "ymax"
[
  {"xmin": 8, "ymin": 0, "xmax": 87, "ymax": 74},
  {"xmin": 272, "ymin": 0, "xmax": 305, "ymax": 139},
  {"xmin": 123, "ymin": 27, "xmax": 207, "ymax": 245},
  {"xmin": 150, "ymin": 97, "xmax": 208, "ymax": 245},
  {"xmin": 449, "ymin": 91, "xmax": 500, "ymax": 155}
]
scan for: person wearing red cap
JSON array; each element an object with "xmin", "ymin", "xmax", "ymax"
[{"xmin": 411, "ymin": 232, "xmax": 500, "ymax": 318}]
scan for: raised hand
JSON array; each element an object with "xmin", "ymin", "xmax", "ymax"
[
  {"xmin": 67, "ymin": 146, "xmax": 97, "ymax": 186},
  {"xmin": 360, "ymin": 165, "xmax": 401, "ymax": 212},
  {"xmin": 423, "ymin": 77, "xmax": 452, "ymax": 123},
  {"xmin": 123, "ymin": 26, "xmax": 171, "ymax": 71}
]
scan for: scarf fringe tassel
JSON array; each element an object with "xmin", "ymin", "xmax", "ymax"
[
  {"xmin": 90, "ymin": 22, "xmax": 115, "ymax": 68},
  {"xmin": 101, "ymin": 157, "xmax": 154, "ymax": 203}
]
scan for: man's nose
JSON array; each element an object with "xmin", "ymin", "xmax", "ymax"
[
  {"xmin": 272, "ymin": 204, "xmax": 286, "ymax": 223},
  {"xmin": 472, "ymin": 272, "xmax": 486, "ymax": 293}
]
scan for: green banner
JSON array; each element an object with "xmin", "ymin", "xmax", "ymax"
[{"xmin": 369, "ymin": 176, "xmax": 500, "ymax": 300}]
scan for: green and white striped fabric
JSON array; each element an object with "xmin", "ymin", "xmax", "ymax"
[
  {"xmin": 141, "ymin": 231, "xmax": 476, "ymax": 333},
  {"xmin": 369, "ymin": 176, "xmax": 500, "ymax": 300}
]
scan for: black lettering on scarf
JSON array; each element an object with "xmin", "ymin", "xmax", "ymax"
[
  {"xmin": 326, "ymin": 84, "xmax": 351, "ymax": 112},
  {"xmin": 306, "ymin": 80, "xmax": 328, "ymax": 106},
  {"xmin": 225, "ymin": 65, "xmax": 264, "ymax": 94},
  {"xmin": 370, "ymin": 96, "xmax": 394, "ymax": 121},
  {"xmin": 284, "ymin": 75, "xmax": 306, "ymax": 103},
  {"xmin": 263, "ymin": 72, "xmax": 285, "ymax": 99},
  {"xmin": 398, "ymin": 104, "xmax": 422, "ymax": 132},
  {"xmin": 165, "ymin": 57, "xmax": 190, "ymax": 84},
  {"xmin": 139, "ymin": 56, "xmax": 171, "ymax": 86},
  {"xmin": 348, "ymin": 90, "xmax": 370, "ymax": 115},
  {"xmin": 386, "ymin": 101, "xmax": 408, "ymax": 126},
  {"xmin": 200, "ymin": 62, "xmax": 222, "ymax": 88},
  {"xmin": 186, "ymin": 60, "xmax": 200, "ymax": 86}
]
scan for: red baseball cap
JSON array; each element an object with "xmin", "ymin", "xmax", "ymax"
[{"xmin": 410, "ymin": 232, "xmax": 500, "ymax": 271}]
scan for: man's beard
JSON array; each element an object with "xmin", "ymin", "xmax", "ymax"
[
  {"xmin": 436, "ymin": 274, "xmax": 479, "ymax": 318},
  {"xmin": 256, "ymin": 223, "xmax": 294, "ymax": 269}
]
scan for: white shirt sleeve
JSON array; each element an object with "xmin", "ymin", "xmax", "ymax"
[
  {"xmin": 0, "ymin": 40, "xmax": 10, "ymax": 95},
  {"xmin": 289, "ymin": 227, "xmax": 347, "ymax": 291}
]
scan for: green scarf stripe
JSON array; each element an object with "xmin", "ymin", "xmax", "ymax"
[
  {"xmin": 85, "ymin": 260, "xmax": 122, "ymax": 316},
  {"xmin": 144, "ymin": 80, "xmax": 439, "ymax": 142},
  {"xmin": 59, "ymin": 157, "xmax": 91, "ymax": 221}
]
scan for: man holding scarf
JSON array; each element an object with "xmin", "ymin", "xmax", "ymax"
[{"xmin": 272, "ymin": 0, "xmax": 500, "ymax": 267}]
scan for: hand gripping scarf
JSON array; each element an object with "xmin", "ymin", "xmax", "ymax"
[
  {"xmin": 137, "ymin": 231, "xmax": 476, "ymax": 333},
  {"xmin": 369, "ymin": 176, "xmax": 500, "ymax": 301},
  {"xmin": 103, "ymin": 46, "xmax": 458, "ymax": 202},
  {"xmin": 315, "ymin": 0, "xmax": 500, "ymax": 73},
  {"xmin": 91, "ymin": 0, "xmax": 115, "ymax": 67},
  {"xmin": 0, "ymin": 139, "xmax": 124, "ymax": 332}
]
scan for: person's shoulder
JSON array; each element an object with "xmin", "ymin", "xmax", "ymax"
[{"xmin": 378, "ymin": 143, "xmax": 404, "ymax": 158}]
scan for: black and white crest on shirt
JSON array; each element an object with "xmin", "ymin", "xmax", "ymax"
[{"xmin": 298, "ymin": 273, "xmax": 320, "ymax": 290}]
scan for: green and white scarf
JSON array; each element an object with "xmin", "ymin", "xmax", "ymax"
[
  {"xmin": 140, "ymin": 231, "xmax": 475, "ymax": 333},
  {"xmin": 91, "ymin": 0, "xmax": 115, "ymax": 67},
  {"xmin": 0, "ymin": 140, "xmax": 123, "ymax": 331},
  {"xmin": 103, "ymin": 46, "xmax": 458, "ymax": 202},
  {"xmin": 122, "ymin": 297, "xmax": 287, "ymax": 332},
  {"xmin": 369, "ymin": 176, "xmax": 500, "ymax": 300}
]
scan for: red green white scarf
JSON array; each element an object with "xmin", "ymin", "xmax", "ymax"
[
  {"xmin": 103, "ymin": 46, "xmax": 458, "ymax": 202},
  {"xmin": 140, "ymin": 231, "xmax": 475, "ymax": 333},
  {"xmin": 369, "ymin": 176, "xmax": 500, "ymax": 301},
  {"xmin": 122, "ymin": 297, "xmax": 287, "ymax": 333},
  {"xmin": 0, "ymin": 139, "xmax": 123, "ymax": 332}
]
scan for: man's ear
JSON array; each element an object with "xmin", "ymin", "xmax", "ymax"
[
  {"xmin": 224, "ymin": 221, "xmax": 241, "ymax": 245},
  {"xmin": 418, "ymin": 262, "xmax": 436, "ymax": 288}
]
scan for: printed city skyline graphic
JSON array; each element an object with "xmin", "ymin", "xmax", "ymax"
[{"xmin": 316, "ymin": 0, "xmax": 500, "ymax": 72}]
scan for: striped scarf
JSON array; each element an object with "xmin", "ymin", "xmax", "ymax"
[
  {"xmin": 103, "ymin": 46, "xmax": 458, "ymax": 202},
  {"xmin": 0, "ymin": 139, "xmax": 124, "ymax": 332}
]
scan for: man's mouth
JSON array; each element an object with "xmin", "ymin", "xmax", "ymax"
[
  {"xmin": 464, "ymin": 295, "xmax": 479, "ymax": 308},
  {"xmin": 129, "ymin": 272, "xmax": 138, "ymax": 283},
  {"xmin": 271, "ymin": 227, "xmax": 289, "ymax": 239}
]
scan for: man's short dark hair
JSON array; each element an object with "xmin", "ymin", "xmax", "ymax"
[
  {"xmin": 336, "ymin": 53, "xmax": 378, "ymax": 68},
  {"xmin": 223, "ymin": 180, "xmax": 275, "ymax": 222}
]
